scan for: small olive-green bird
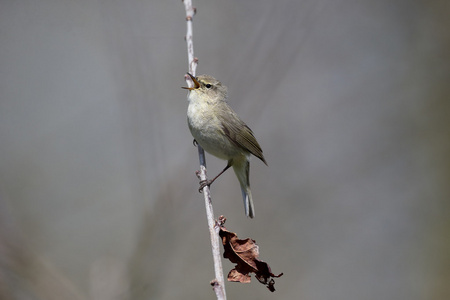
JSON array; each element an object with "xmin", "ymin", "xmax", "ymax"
[{"xmin": 182, "ymin": 73, "xmax": 267, "ymax": 218}]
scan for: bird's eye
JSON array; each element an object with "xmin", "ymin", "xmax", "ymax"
[{"xmin": 205, "ymin": 84, "xmax": 212, "ymax": 89}]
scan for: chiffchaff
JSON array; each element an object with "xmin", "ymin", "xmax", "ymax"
[{"xmin": 183, "ymin": 73, "xmax": 267, "ymax": 218}]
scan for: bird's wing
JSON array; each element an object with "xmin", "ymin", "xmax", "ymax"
[{"xmin": 218, "ymin": 107, "xmax": 267, "ymax": 165}]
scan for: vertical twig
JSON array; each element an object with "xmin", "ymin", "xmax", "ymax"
[{"xmin": 182, "ymin": 1, "xmax": 227, "ymax": 299}]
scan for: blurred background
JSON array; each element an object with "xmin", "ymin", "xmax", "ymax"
[{"xmin": 1, "ymin": 0, "xmax": 449, "ymax": 299}]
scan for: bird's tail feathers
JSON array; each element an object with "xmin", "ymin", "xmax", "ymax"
[
  {"xmin": 233, "ymin": 158, "xmax": 255, "ymax": 218},
  {"xmin": 241, "ymin": 186, "xmax": 255, "ymax": 218}
]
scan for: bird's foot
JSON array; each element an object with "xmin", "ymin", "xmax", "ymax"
[
  {"xmin": 198, "ymin": 179, "xmax": 212, "ymax": 193},
  {"xmin": 193, "ymin": 139, "xmax": 198, "ymax": 147},
  {"xmin": 195, "ymin": 170, "xmax": 211, "ymax": 192}
]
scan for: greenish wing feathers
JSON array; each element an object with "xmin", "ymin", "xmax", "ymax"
[{"xmin": 218, "ymin": 110, "xmax": 267, "ymax": 165}]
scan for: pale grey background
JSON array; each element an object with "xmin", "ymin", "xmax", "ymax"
[{"xmin": 1, "ymin": 0, "xmax": 449, "ymax": 299}]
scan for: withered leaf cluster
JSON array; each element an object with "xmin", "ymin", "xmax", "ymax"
[{"xmin": 218, "ymin": 218, "xmax": 283, "ymax": 292}]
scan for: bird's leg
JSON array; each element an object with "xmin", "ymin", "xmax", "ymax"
[
  {"xmin": 193, "ymin": 139, "xmax": 198, "ymax": 147},
  {"xmin": 198, "ymin": 161, "xmax": 232, "ymax": 193}
]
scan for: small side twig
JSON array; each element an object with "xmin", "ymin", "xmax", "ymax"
[{"xmin": 182, "ymin": 1, "xmax": 226, "ymax": 299}]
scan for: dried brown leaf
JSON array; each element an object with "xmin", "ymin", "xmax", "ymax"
[{"xmin": 218, "ymin": 218, "xmax": 283, "ymax": 292}]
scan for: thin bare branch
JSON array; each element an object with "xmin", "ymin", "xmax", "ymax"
[{"xmin": 182, "ymin": 1, "xmax": 226, "ymax": 299}]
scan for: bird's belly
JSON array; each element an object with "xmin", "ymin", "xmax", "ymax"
[
  {"xmin": 194, "ymin": 129, "xmax": 239, "ymax": 160},
  {"xmin": 188, "ymin": 105, "xmax": 243, "ymax": 160}
]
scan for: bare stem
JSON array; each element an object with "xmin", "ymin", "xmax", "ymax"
[{"xmin": 182, "ymin": 1, "xmax": 227, "ymax": 299}]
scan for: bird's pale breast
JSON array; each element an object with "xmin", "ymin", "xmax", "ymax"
[{"xmin": 187, "ymin": 101, "xmax": 246, "ymax": 161}]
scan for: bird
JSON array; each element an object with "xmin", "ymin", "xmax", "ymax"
[{"xmin": 183, "ymin": 73, "xmax": 267, "ymax": 218}]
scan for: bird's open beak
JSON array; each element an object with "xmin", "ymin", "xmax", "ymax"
[{"xmin": 182, "ymin": 73, "xmax": 200, "ymax": 90}]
